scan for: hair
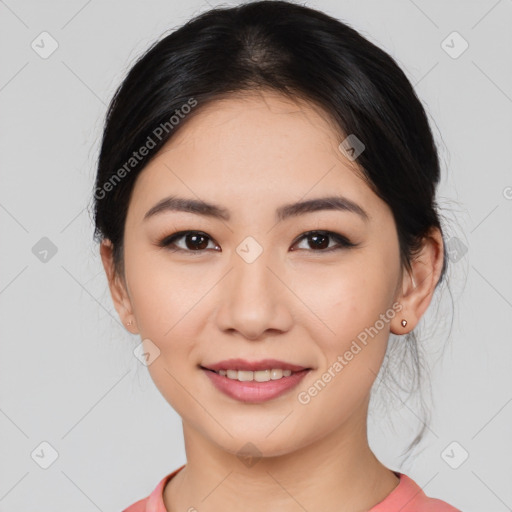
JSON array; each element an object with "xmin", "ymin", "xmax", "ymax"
[{"xmin": 90, "ymin": 0, "xmax": 453, "ymax": 464}]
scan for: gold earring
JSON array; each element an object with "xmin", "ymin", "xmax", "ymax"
[{"xmin": 401, "ymin": 319, "xmax": 407, "ymax": 327}]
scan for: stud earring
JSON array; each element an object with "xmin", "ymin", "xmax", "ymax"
[
  {"xmin": 126, "ymin": 320, "xmax": 133, "ymax": 326},
  {"xmin": 401, "ymin": 319, "xmax": 407, "ymax": 328}
]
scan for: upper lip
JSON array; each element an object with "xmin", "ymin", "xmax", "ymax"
[{"xmin": 202, "ymin": 358, "xmax": 309, "ymax": 372}]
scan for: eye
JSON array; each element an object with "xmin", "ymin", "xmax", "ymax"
[
  {"xmin": 291, "ymin": 230, "xmax": 357, "ymax": 252},
  {"xmin": 158, "ymin": 231, "xmax": 219, "ymax": 253},
  {"xmin": 157, "ymin": 230, "xmax": 357, "ymax": 254}
]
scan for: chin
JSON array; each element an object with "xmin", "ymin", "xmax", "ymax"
[{"xmin": 207, "ymin": 425, "xmax": 310, "ymax": 461}]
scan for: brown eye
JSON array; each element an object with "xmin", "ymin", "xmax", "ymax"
[
  {"xmin": 158, "ymin": 229, "xmax": 356, "ymax": 255},
  {"xmin": 306, "ymin": 232, "xmax": 329, "ymax": 250},
  {"xmin": 183, "ymin": 232, "xmax": 209, "ymax": 250},
  {"xmin": 159, "ymin": 231, "xmax": 218, "ymax": 252},
  {"xmin": 291, "ymin": 230, "xmax": 356, "ymax": 252}
]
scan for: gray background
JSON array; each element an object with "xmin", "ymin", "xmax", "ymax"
[{"xmin": 1, "ymin": 0, "xmax": 511, "ymax": 510}]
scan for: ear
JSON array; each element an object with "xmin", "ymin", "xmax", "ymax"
[
  {"xmin": 99, "ymin": 239, "xmax": 138, "ymax": 333},
  {"xmin": 391, "ymin": 227, "xmax": 444, "ymax": 335}
]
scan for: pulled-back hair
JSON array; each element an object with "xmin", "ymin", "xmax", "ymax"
[{"xmin": 91, "ymin": 0, "xmax": 452, "ymax": 463}]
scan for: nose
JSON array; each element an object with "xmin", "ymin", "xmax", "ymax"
[{"xmin": 214, "ymin": 246, "xmax": 294, "ymax": 341}]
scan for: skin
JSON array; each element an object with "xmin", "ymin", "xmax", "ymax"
[{"xmin": 100, "ymin": 90, "xmax": 444, "ymax": 512}]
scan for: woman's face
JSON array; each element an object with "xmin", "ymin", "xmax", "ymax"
[{"xmin": 107, "ymin": 90, "xmax": 407, "ymax": 457}]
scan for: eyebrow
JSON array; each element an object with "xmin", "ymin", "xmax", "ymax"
[{"xmin": 143, "ymin": 195, "xmax": 370, "ymax": 223}]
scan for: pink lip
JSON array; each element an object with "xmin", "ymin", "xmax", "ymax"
[
  {"xmin": 203, "ymin": 358, "xmax": 308, "ymax": 372},
  {"xmin": 201, "ymin": 366, "xmax": 311, "ymax": 403}
]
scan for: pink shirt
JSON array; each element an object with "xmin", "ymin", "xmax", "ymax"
[{"xmin": 122, "ymin": 465, "xmax": 462, "ymax": 512}]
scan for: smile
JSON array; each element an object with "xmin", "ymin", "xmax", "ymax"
[
  {"xmin": 200, "ymin": 364, "xmax": 311, "ymax": 403},
  {"xmin": 212, "ymin": 368, "xmax": 294, "ymax": 381}
]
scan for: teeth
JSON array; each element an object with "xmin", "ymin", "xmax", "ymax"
[{"xmin": 215, "ymin": 368, "xmax": 294, "ymax": 381}]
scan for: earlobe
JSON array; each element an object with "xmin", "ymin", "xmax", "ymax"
[
  {"xmin": 99, "ymin": 240, "xmax": 137, "ymax": 332},
  {"xmin": 391, "ymin": 228, "xmax": 444, "ymax": 335}
]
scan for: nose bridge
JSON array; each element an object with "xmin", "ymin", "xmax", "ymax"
[
  {"xmin": 232, "ymin": 234, "xmax": 279, "ymax": 302},
  {"xmin": 215, "ymin": 234, "xmax": 292, "ymax": 338}
]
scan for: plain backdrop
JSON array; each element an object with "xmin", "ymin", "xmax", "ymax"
[{"xmin": 1, "ymin": 0, "xmax": 511, "ymax": 511}]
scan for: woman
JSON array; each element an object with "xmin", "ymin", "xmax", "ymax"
[{"xmin": 92, "ymin": 1, "xmax": 461, "ymax": 510}]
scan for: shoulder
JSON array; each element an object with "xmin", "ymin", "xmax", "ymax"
[
  {"xmin": 121, "ymin": 465, "xmax": 186, "ymax": 512},
  {"xmin": 122, "ymin": 497, "xmax": 147, "ymax": 512},
  {"xmin": 369, "ymin": 473, "xmax": 462, "ymax": 512}
]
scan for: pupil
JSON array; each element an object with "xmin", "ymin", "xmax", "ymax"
[
  {"xmin": 187, "ymin": 234, "xmax": 208, "ymax": 250},
  {"xmin": 311, "ymin": 233, "xmax": 328, "ymax": 250}
]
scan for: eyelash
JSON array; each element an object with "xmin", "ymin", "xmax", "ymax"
[{"xmin": 157, "ymin": 230, "xmax": 358, "ymax": 254}]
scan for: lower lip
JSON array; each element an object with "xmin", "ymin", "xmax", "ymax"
[{"xmin": 202, "ymin": 368, "xmax": 310, "ymax": 403}]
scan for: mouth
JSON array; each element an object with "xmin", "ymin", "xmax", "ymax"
[
  {"xmin": 200, "ymin": 357, "xmax": 311, "ymax": 381},
  {"xmin": 201, "ymin": 367, "xmax": 308, "ymax": 382},
  {"xmin": 200, "ymin": 358, "xmax": 312, "ymax": 403}
]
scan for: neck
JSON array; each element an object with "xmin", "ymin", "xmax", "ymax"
[{"xmin": 164, "ymin": 407, "xmax": 399, "ymax": 512}]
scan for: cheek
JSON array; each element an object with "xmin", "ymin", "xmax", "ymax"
[
  {"xmin": 125, "ymin": 255, "xmax": 204, "ymax": 418},
  {"xmin": 125, "ymin": 247, "xmax": 203, "ymax": 337},
  {"xmin": 292, "ymin": 264, "xmax": 394, "ymax": 423},
  {"xmin": 294, "ymin": 256, "xmax": 396, "ymax": 345},
  {"xmin": 123, "ymin": 246, "xmax": 215, "ymax": 369}
]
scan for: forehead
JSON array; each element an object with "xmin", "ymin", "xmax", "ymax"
[
  {"xmin": 127, "ymin": 90, "xmax": 383, "ymax": 223},
  {"xmin": 162, "ymin": 90, "xmax": 347, "ymax": 163}
]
